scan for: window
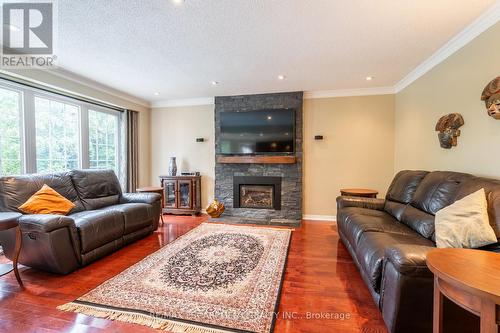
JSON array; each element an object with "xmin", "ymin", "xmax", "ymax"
[
  {"xmin": 89, "ymin": 109, "xmax": 119, "ymax": 174},
  {"xmin": 0, "ymin": 87, "xmax": 22, "ymax": 176},
  {"xmin": 0, "ymin": 80, "xmax": 123, "ymax": 181},
  {"xmin": 35, "ymin": 97, "xmax": 80, "ymax": 172}
]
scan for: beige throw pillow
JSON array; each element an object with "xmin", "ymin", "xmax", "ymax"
[{"xmin": 435, "ymin": 188, "xmax": 497, "ymax": 248}]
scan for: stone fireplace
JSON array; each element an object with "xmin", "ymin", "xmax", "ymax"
[
  {"xmin": 214, "ymin": 92, "xmax": 303, "ymax": 226},
  {"xmin": 233, "ymin": 176, "xmax": 281, "ymax": 210}
]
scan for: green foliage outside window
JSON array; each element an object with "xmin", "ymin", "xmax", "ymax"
[{"xmin": 0, "ymin": 88, "xmax": 22, "ymax": 176}]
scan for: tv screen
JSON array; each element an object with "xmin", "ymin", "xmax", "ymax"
[{"xmin": 220, "ymin": 109, "xmax": 295, "ymax": 155}]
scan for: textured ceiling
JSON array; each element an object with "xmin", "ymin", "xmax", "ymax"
[{"xmin": 54, "ymin": 0, "xmax": 497, "ymax": 103}]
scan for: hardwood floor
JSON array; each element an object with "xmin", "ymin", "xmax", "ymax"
[{"xmin": 0, "ymin": 215, "xmax": 388, "ymax": 333}]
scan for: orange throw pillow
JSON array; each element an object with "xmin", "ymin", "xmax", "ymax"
[{"xmin": 19, "ymin": 184, "xmax": 75, "ymax": 215}]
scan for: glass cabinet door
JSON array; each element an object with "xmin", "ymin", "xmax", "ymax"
[
  {"xmin": 178, "ymin": 180, "xmax": 192, "ymax": 209},
  {"xmin": 164, "ymin": 180, "xmax": 177, "ymax": 208}
]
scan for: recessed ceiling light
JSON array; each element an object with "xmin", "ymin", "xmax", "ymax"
[
  {"xmin": 267, "ymin": 115, "xmax": 272, "ymax": 120},
  {"xmin": 211, "ymin": 81, "xmax": 219, "ymax": 85},
  {"xmin": 366, "ymin": 76, "xmax": 374, "ymax": 81},
  {"xmin": 154, "ymin": 92, "xmax": 160, "ymax": 96},
  {"xmin": 277, "ymin": 75, "xmax": 286, "ymax": 80},
  {"xmin": 171, "ymin": 0, "xmax": 185, "ymax": 5}
]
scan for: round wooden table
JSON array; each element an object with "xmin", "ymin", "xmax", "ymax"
[
  {"xmin": 427, "ymin": 248, "xmax": 500, "ymax": 333},
  {"xmin": 136, "ymin": 186, "xmax": 164, "ymax": 225},
  {"xmin": 0, "ymin": 212, "xmax": 23, "ymax": 286},
  {"xmin": 340, "ymin": 188, "xmax": 379, "ymax": 198}
]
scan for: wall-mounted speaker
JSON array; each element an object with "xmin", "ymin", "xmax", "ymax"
[{"xmin": 314, "ymin": 135, "xmax": 324, "ymax": 140}]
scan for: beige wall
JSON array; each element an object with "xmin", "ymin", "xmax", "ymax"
[
  {"xmin": 150, "ymin": 105, "xmax": 215, "ymax": 209},
  {"xmin": 394, "ymin": 22, "xmax": 500, "ymax": 177},
  {"xmin": 303, "ymin": 95, "xmax": 395, "ymax": 216},
  {"xmin": 3, "ymin": 69, "xmax": 152, "ymax": 187},
  {"xmin": 151, "ymin": 96, "xmax": 395, "ymax": 217}
]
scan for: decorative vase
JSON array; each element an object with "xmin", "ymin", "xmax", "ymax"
[
  {"xmin": 168, "ymin": 157, "xmax": 177, "ymax": 176},
  {"xmin": 206, "ymin": 199, "xmax": 225, "ymax": 218}
]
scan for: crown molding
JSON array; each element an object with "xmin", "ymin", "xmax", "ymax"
[
  {"xmin": 304, "ymin": 86, "xmax": 395, "ymax": 99},
  {"xmin": 394, "ymin": 1, "xmax": 500, "ymax": 93},
  {"xmin": 151, "ymin": 87, "xmax": 397, "ymax": 108},
  {"xmin": 46, "ymin": 68, "xmax": 150, "ymax": 108},
  {"xmin": 151, "ymin": 97, "xmax": 215, "ymax": 108}
]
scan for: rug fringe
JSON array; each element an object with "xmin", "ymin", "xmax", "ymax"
[{"xmin": 57, "ymin": 302, "xmax": 231, "ymax": 333}]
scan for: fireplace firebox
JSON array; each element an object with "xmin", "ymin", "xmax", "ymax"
[{"xmin": 233, "ymin": 176, "xmax": 281, "ymax": 210}]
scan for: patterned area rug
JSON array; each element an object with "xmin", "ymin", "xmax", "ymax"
[{"xmin": 58, "ymin": 223, "xmax": 292, "ymax": 333}]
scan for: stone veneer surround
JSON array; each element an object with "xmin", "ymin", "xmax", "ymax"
[{"xmin": 214, "ymin": 92, "xmax": 303, "ymax": 226}]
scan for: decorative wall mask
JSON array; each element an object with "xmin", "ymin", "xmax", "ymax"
[
  {"xmin": 435, "ymin": 113, "xmax": 464, "ymax": 149},
  {"xmin": 481, "ymin": 76, "xmax": 500, "ymax": 119}
]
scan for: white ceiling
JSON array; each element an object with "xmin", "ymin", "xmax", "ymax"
[{"xmin": 51, "ymin": 0, "xmax": 499, "ymax": 104}]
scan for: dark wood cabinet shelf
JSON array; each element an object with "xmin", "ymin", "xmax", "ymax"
[
  {"xmin": 216, "ymin": 155, "xmax": 296, "ymax": 164},
  {"xmin": 159, "ymin": 175, "xmax": 201, "ymax": 216}
]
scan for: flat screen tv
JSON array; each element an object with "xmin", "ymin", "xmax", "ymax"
[{"xmin": 219, "ymin": 108, "xmax": 295, "ymax": 155}]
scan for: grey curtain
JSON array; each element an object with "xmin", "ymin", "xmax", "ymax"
[{"xmin": 122, "ymin": 110, "xmax": 139, "ymax": 192}]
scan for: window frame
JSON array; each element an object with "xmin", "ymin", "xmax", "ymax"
[
  {"xmin": 0, "ymin": 84, "xmax": 25, "ymax": 175},
  {"xmin": 33, "ymin": 92, "xmax": 82, "ymax": 173},
  {"xmin": 0, "ymin": 79, "xmax": 123, "ymax": 178},
  {"xmin": 87, "ymin": 106, "xmax": 121, "ymax": 175}
]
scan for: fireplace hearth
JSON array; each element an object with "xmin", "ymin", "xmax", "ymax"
[{"xmin": 233, "ymin": 176, "xmax": 281, "ymax": 210}]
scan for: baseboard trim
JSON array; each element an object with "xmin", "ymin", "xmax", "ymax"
[{"xmin": 302, "ymin": 214, "xmax": 336, "ymax": 221}]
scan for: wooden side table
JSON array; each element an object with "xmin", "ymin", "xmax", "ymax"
[
  {"xmin": 0, "ymin": 212, "xmax": 23, "ymax": 286},
  {"xmin": 340, "ymin": 188, "xmax": 379, "ymax": 198},
  {"xmin": 427, "ymin": 248, "xmax": 500, "ymax": 333},
  {"xmin": 136, "ymin": 187, "xmax": 164, "ymax": 226}
]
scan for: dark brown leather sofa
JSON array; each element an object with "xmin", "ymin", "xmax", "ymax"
[
  {"xmin": 0, "ymin": 169, "xmax": 161, "ymax": 274},
  {"xmin": 337, "ymin": 170, "xmax": 500, "ymax": 333}
]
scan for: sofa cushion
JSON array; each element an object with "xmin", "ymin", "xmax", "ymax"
[
  {"xmin": 455, "ymin": 177, "xmax": 500, "ymax": 238},
  {"xmin": 384, "ymin": 201, "xmax": 408, "ymax": 221},
  {"xmin": 337, "ymin": 206, "xmax": 388, "ymax": 223},
  {"xmin": 0, "ymin": 172, "xmax": 84, "ymax": 214},
  {"xmin": 400, "ymin": 171, "xmax": 473, "ymax": 239},
  {"xmin": 70, "ymin": 169, "xmax": 122, "ymax": 210},
  {"xmin": 355, "ymin": 232, "xmax": 434, "ymax": 292},
  {"xmin": 384, "ymin": 170, "xmax": 428, "ymax": 220},
  {"xmin": 70, "ymin": 209, "xmax": 124, "ymax": 253},
  {"xmin": 338, "ymin": 209, "xmax": 416, "ymax": 248},
  {"xmin": 100, "ymin": 203, "xmax": 153, "ymax": 234},
  {"xmin": 435, "ymin": 189, "xmax": 497, "ymax": 249},
  {"xmin": 385, "ymin": 170, "xmax": 429, "ymax": 204},
  {"xmin": 19, "ymin": 184, "xmax": 75, "ymax": 215},
  {"xmin": 410, "ymin": 171, "xmax": 473, "ymax": 215},
  {"xmin": 400, "ymin": 205, "xmax": 436, "ymax": 240}
]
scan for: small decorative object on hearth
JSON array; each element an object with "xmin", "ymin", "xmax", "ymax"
[
  {"xmin": 167, "ymin": 157, "xmax": 177, "ymax": 176},
  {"xmin": 481, "ymin": 76, "xmax": 500, "ymax": 119},
  {"xmin": 435, "ymin": 113, "xmax": 464, "ymax": 149},
  {"xmin": 206, "ymin": 199, "xmax": 225, "ymax": 218}
]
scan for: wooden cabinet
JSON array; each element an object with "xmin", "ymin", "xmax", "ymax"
[{"xmin": 159, "ymin": 175, "xmax": 201, "ymax": 216}]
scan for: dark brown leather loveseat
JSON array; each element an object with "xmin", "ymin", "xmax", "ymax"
[
  {"xmin": 0, "ymin": 169, "xmax": 161, "ymax": 274},
  {"xmin": 337, "ymin": 170, "xmax": 500, "ymax": 333}
]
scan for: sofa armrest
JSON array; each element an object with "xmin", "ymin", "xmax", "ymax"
[
  {"xmin": 120, "ymin": 192, "xmax": 161, "ymax": 205},
  {"xmin": 381, "ymin": 244, "xmax": 436, "ymax": 332},
  {"xmin": 336, "ymin": 196, "xmax": 385, "ymax": 210},
  {"xmin": 1, "ymin": 214, "xmax": 82, "ymax": 274},
  {"xmin": 384, "ymin": 244, "xmax": 435, "ymax": 277},
  {"xmin": 19, "ymin": 214, "xmax": 76, "ymax": 233}
]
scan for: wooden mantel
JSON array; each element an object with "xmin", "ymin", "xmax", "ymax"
[{"xmin": 216, "ymin": 155, "xmax": 296, "ymax": 164}]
